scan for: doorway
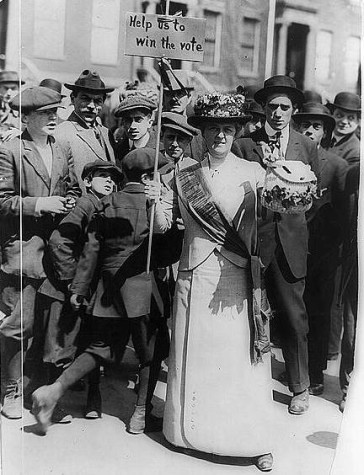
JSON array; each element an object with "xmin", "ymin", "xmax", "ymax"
[{"xmin": 286, "ymin": 23, "xmax": 309, "ymax": 90}]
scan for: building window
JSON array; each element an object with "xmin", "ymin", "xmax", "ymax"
[
  {"xmin": 240, "ymin": 17, "xmax": 260, "ymax": 75},
  {"xmin": 33, "ymin": 0, "xmax": 66, "ymax": 59},
  {"xmin": 344, "ymin": 36, "xmax": 361, "ymax": 88},
  {"xmin": 202, "ymin": 9, "xmax": 222, "ymax": 69},
  {"xmin": 91, "ymin": 0, "xmax": 120, "ymax": 65},
  {"xmin": 315, "ymin": 30, "xmax": 332, "ymax": 83}
]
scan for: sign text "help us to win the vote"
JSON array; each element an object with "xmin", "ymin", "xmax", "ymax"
[{"xmin": 124, "ymin": 12, "xmax": 206, "ymax": 62}]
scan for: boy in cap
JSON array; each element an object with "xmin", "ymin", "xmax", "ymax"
[
  {"xmin": 329, "ymin": 92, "xmax": 360, "ymax": 165},
  {"xmin": 32, "ymin": 148, "xmax": 168, "ymax": 435},
  {"xmin": 55, "ymin": 70, "xmax": 116, "ymax": 193},
  {"xmin": 29, "ymin": 160, "xmax": 123, "ymax": 420},
  {"xmin": 232, "ymin": 75, "xmax": 320, "ymax": 415},
  {"xmin": 292, "ymin": 103, "xmax": 348, "ymax": 396},
  {"xmin": 0, "ymin": 86, "xmax": 81, "ymax": 419},
  {"xmin": 113, "ymin": 94, "xmax": 157, "ymax": 166}
]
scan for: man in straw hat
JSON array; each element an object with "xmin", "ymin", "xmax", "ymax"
[
  {"xmin": 0, "ymin": 71, "xmax": 24, "ymax": 142},
  {"xmin": 55, "ymin": 70, "xmax": 116, "ymax": 193},
  {"xmin": 328, "ymin": 91, "xmax": 360, "ymax": 165},
  {"xmin": 0, "ymin": 86, "xmax": 81, "ymax": 419},
  {"xmin": 292, "ymin": 102, "xmax": 348, "ymax": 397},
  {"xmin": 233, "ymin": 75, "xmax": 321, "ymax": 415}
]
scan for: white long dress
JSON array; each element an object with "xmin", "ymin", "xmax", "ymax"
[{"xmin": 161, "ymin": 154, "xmax": 274, "ymax": 457}]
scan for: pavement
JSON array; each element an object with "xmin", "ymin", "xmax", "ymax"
[{"xmin": 0, "ymin": 347, "xmax": 345, "ymax": 475}]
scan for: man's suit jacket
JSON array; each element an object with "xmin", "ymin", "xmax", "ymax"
[
  {"xmin": 114, "ymin": 129, "xmax": 157, "ymax": 169},
  {"xmin": 306, "ymin": 147, "xmax": 348, "ymax": 257},
  {"xmin": 71, "ymin": 183, "xmax": 155, "ymax": 317},
  {"xmin": 55, "ymin": 112, "xmax": 115, "ymax": 193},
  {"xmin": 0, "ymin": 130, "xmax": 81, "ymax": 279},
  {"xmin": 330, "ymin": 132, "xmax": 360, "ymax": 166},
  {"xmin": 232, "ymin": 127, "xmax": 320, "ymax": 278}
]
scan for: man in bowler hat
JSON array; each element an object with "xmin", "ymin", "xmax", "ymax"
[
  {"xmin": 292, "ymin": 103, "xmax": 348, "ymax": 396},
  {"xmin": 232, "ymin": 75, "xmax": 320, "ymax": 415},
  {"xmin": 55, "ymin": 70, "xmax": 116, "ymax": 193},
  {"xmin": 0, "ymin": 86, "xmax": 81, "ymax": 419},
  {"xmin": 329, "ymin": 92, "xmax": 360, "ymax": 166}
]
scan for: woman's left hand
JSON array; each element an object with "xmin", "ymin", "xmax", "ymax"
[{"xmin": 144, "ymin": 180, "xmax": 162, "ymax": 202}]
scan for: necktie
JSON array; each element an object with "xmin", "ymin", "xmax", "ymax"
[{"xmin": 268, "ymin": 132, "xmax": 281, "ymax": 153}]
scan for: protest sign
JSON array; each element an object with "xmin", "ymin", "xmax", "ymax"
[{"xmin": 124, "ymin": 12, "xmax": 206, "ymax": 62}]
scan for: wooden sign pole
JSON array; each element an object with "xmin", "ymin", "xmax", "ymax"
[{"xmin": 146, "ymin": 1, "xmax": 170, "ymax": 274}]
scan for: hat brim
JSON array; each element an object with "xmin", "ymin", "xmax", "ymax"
[
  {"xmin": 163, "ymin": 85, "xmax": 194, "ymax": 91},
  {"xmin": 161, "ymin": 122, "xmax": 198, "ymax": 138},
  {"xmin": 64, "ymin": 84, "xmax": 114, "ymax": 94},
  {"xmin": 254, "ymin": 86, "xmax": 304, "ymax": 106},
  {"xmin": 292, "ymin": 112, "xmax": 336, "ymax": 131},
  {"xmin": 0, "ymin": 80, "xmax": 25, "ymax": 85},
  {"xmin": 12, "ymin": 102, "xmax": 65, "ymax": 112},
  {"xmin": 187, "ymin": 114, "xmax": 252, "ymax": 129},
  {"xmin": 114, "ymin": 104, "xmax": 156, "ymax": 117},
  {"xmin": 81, "ymin": 165, "xmax": 124, "ymax": 182},
  {"xmin": 328, "ymin": 101, "xmax": 361, "ymax": 113}
]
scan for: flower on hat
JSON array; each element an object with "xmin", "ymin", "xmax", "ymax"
[{"xmin": 193, "ymin": 93, "xmax": 247, "ymax": 118}]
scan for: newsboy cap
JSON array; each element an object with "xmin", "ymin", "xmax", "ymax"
[
  {"xmin": 122, "ymin": 147, "xmax": 168, "ymax": 176},
  {"xmin": 292, "ymin": 102, "xmax": 336, "ymax": 133},
  {"xmin": 81, "ymin": 160, "xmax": 124, "ymax": 182},
  {"xmin": 10, "ymin": 86, "xmax": 63, "ymax": 112},
  {"xmin": 65, "ymin": 70, "xmax": 114, "ymax": 93},
  {"xmin": 114, "ymin": 94, "xmax": 157, "ymax": 117},
  {"xmin": 329, "ymin": 92, "xmax": 361, "ymax": 113},
  {"xmin": 254, "ymin": 75, "xmax": 304, "ymax": 107},
  {"xmin": 0, "ymin": 70, "xmax": 24, "ymax": 85},
  {"xmin": 161, "ymin": 112, "xmax": 199, "ymax": 137}
]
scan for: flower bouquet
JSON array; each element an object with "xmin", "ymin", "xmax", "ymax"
[{"xmin": 261, "ymin": 160, "xmax": 318, "ymax": 214}]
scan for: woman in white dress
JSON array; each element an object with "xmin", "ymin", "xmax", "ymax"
[{"xmin": 147, "ymin": 94, "xmax": 274, "ymax": 472}]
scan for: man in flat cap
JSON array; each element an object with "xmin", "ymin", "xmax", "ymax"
[
  {"xmin": 55, "ymin": 70, "xmax": 116, "ymax": 193},
  {"xmin": 0, "ymin": 86, "xmax": 81, "ymax": 419},
  {"xmin": 292, "ymin": 103, "xmax": 348, "ymax": 397},
  {"xmin": 233, "ymin": 75, "xmax": 320, "ymax": 415},
  {"xmin": 0, "ymin": 71, "xmax": 24, "ymax": 142},
  {"xmin": 113, "ymin": 94, "xmax": 157, "ymax": 167},
  {"xmin": 329, "ymin": 92, "xmax": 360, "ymax": 166}
]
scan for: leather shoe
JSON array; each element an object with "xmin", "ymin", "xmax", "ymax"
[
  {"xmin": 309, "ymin": 383, "xmax": 324, "ymax": 396},
  {"xmin": 256, "ymin": 453, "xmax": 273, "ymax": 472},
  {"xmin": 288, "ymin": 389, "xmax": 309, "ymax": 415}
]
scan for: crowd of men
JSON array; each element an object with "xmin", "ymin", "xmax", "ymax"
[{"xmin": 0, "ymin": 66, "xmax": 360, "ymax": 434}]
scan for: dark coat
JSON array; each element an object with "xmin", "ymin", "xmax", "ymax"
[
  {"xmin": 70, "ymin": 183, "xmax": 154, "ymax": 317},
  {"xmin": 232, "ymin": 127, "xmax": 320, "ymax": 278},
  {"xmin": 0, "ymin": 130, "xmax": 81, "ymax": 279},
  {"xmin": 114, "ymin": 129, "xmax": 157, "ymax": 169},
  {"xmin": 48, "ymin": 193, "xmax": 100, "ymax": 283},
  {"xmin": 55, "ymin": 112, "xmax": 116, "ymax": 193},
  {"xmin": 330, "ymin": 132, "xmax": 360, "ymax": 166},
  {"xmin": 306, "ymin": 147, "xmax": 348, "ymax": 257}
]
